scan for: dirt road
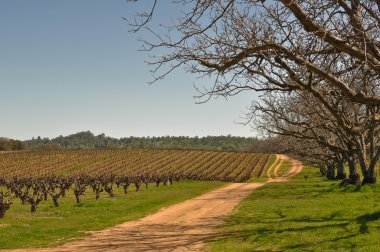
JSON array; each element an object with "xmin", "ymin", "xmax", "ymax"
[{"xmin": 5, "ymin": 155, "xmax": 303, "ymax": 252}]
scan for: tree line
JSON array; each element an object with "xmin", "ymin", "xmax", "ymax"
[
  {"xmin": 22, "ymin": 131, "xmax": 257, "ymax": 152},
  {"xmin": 0, "ymin": 138, "xmax": 26, "ymax": 151}
]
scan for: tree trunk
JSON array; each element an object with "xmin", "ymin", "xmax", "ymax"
[
  {"xmin": 20, "ymin": 195, "xmax": 27, "ymax": 205},
  {"xmin": 135, "ymin": 183, "xmax": 141, "ymax": 192},
  {"xmin": 95, "ymin": 189, "xmax": 101, "ymax": 199},
  {"xmin": 74, "ymin": 193, "xmax": 80, "ymax": 204},
  {"xmin": 0, "ymin": 209, "xmax": 5, "ymax": 218},
  {"xmin": 0, "ymin": 204, "xmax": 10, "ymax": 218},
  {"xmin": 31, "ymin": 204, "xmax": 37, "ymax": 213},
  {"xmin": 348, "ymin": 156, "xmax": 361, "ymax": 185},
  {"xmin": 362, "ymin": 175, "xmax": 376, "ymax": 185},
  {"xmin": 358, "ymin": 151, "xmax": 369, "ymax": 179},
  {"xmin": 60, "ymin": 188, "xmax": 66, "ymax": 198},
  {"xmin": 363, "ymin": 148, "xmax": 380, "ymax": 185},
  {"xmin": 326, "ymin": 164, "xmax": 335, "ymax": 180},
  {"xmin": 53, "ymin": 198, "xmax": 59, "ymax": 207},
  {"xmin": 123, "ymin": 184, "xmax": 129, "ymax": 194},
  {"xmin": 319, "ymin": 166, "xmax": 327, "ymax": 176},
  {"xmin": 105, "ymin": 187, "xmax": 114, "ymax": 197},
  {"xmin": 336, "ymin": 159, "xmax": 347, "ymax": 180}
]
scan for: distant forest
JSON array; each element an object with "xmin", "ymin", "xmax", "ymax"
[
  {"xmin": 21, "ymin": 131, "xmax": 257, "ymax": 152},
  {"xmin": 0, "ymin": 138, "xmax": 25, "ymax": 151}
]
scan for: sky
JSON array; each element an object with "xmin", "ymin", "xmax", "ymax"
[{"xmin": 0, "ymin": 0, "xmax": 257, "ymax": 140}]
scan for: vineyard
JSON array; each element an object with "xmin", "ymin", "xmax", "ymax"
[{"xmin": 0, "ymin": 149, "xmax": 269, "ymax": 218}]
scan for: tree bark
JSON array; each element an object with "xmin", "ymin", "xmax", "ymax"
[
  {"xmin": 363, "ymin": 148, "xmax": 380, "ymax": 185},
  {"xmin": 326, "ymin": 164, "xmax": 335, "ymax": 180},
  {"xmin": 348, "ymin": 156, "xmax": 361, "ymax": 185},
  {"xmin": 336, "ymin": 158, "xmax": 347, "ymax": 180},
  {"xmin": 31, "ymin": 204, "xmax": 37, "ymax": 213}
]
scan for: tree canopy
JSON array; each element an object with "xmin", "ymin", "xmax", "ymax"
[
  {"xmin": 23, "ymin": 131, "xmax": 257, "ymax": 152},
  {"xmin": 130, "ymin": 0, "xmax": 380, "ymax": 184}
]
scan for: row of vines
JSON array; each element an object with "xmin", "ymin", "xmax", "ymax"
[{"xmin": 0, "ymin": 149, "xmax": 269, "ymax": 218}]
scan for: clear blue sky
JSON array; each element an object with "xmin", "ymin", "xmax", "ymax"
[{"xmin": 0, "ymin": 0, "xmax": 256, "ymax": 140}]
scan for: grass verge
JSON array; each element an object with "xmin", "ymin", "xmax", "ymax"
[
  {"xmin": 207, "ymin": 166, "xmax": 380, "ymax": 252},
  {"xmin": 277, "ymin": 159, "xmax": 292, "ymax": 177},
  {"xmin": 0, "ymin": 180, "xmax": 226, "ymax": 249}
]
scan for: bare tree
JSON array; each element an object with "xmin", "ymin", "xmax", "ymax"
[
  {"xmin": 130, "ymin": 0, "xmax": 379, "ymax": 106},
  {"xmin": 129, "ymin": 0, "xmax": 380, "ymax": 184},
  {"xmin": 249, "ymin": 87, "xmax": 378, "ymax": 184},
  {"xmin": 0, "ymin": 191, "xmax": 12, "ymax": 218}
]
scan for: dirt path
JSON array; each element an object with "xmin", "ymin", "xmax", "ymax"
[
  {"xmin": 266, "ymin": 154, "xmax": 280, "ymax": 178},
  {"xmin": 272, "ymin": 156, "xmax": 284, "ymax": 177},
  {"xmin": 268, "ymin": 155, "xmax": 303, "ymax": 183},
  {"xmin": 5, "ymin": 155, "xmax": 303, "ymax": 252}
]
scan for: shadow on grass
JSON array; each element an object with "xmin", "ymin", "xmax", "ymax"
[
  {"xmin": 356, "ymin": 211, "xmax": 380, "ymax": 234},
  {"xmin": 57, "ymin": 214, "xmax": 363, "ymax": 252},
  {"xmin": 208, "ymin": 215, "xmax": 355, "ymax": 251},
  {"xmin": 208, "ymin": 169, "xmax": 380, "ymax": 251},
  {"xmin": 47, "ymin": 171, "xmax": 380, "ymax": 252}
]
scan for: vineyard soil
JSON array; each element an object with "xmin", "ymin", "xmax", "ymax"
[{"xmin": 1, "ymin": 154, "xmax": 302, "ymax": 251}]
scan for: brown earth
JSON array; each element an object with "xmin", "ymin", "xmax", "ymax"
[{"xmin": 4, "ymin": 154, "xmax": 303, "ymax": 252}]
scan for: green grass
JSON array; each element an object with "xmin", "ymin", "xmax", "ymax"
[
  {"xmin": 277, "ymin": 159, "xmax": 292, "ymax": 177},
  {"xmin": 0, "ymin": 180, "xmax": 226, "ymax": 249},
  {"xmin": 207, "ymin": 166, "xmax": 380, "ymax": 252},
  {"xmin": 270, "ymin": 157, "xmax": 281, "ymax": 178}
]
